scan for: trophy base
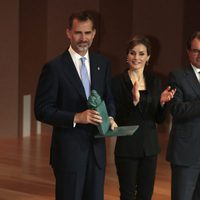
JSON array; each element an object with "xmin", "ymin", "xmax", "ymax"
[{"xmin": 94, "ymin": 125, "xmax": 139, "ymax": 138}]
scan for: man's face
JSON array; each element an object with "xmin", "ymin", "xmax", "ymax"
[
  {"xmin": 66, "ymin": 19, "xmax": 96, "ymax": 56},
  {"xmin": 187, "ymin": 38, "xmax": 200, "ymax": 69}
]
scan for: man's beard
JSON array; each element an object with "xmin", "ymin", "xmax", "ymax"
[{"xmin": 77, "ymin": 42, "xmax": 92, "ymax": 52}]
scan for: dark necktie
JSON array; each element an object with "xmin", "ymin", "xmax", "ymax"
[{"xmin": 80, "ymin": 57, "xmax": 90, "ymax": 98}]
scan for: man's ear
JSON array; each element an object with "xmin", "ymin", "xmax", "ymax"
[
  {"xmin": 92, "ymin": 29, "xmax": 96, "ymax": 38},
  {"xmin": 66, "ymin": 28, "xmax": 71, "ymax": 39}
]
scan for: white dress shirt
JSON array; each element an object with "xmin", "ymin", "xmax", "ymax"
[
  {"xmin": 191, "ymin": 64, "xmax": 200, "ymax": 82},
  {"xmin": 68, "ymin": 46, "xmax": 91, "ymax": 127},
  {"xmin": 68, "ymin": 46, "xmax": 91, "ymax": 82}
]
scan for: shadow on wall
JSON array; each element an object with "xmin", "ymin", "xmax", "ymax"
[
  {"xmin": 83, "ymin": 10, "xmax": 101, "ymax": 52},
  {"xmin": 145, "ymin": 34, "xmax": 161, "ymax": 73}
]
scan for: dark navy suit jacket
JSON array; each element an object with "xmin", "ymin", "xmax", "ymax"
[
  {"xmin": 34, "ymin": 50, "xmax": 115, "ymax": 170},
  {"xmin": 166, "ymin": 65, "xmax": 200, "ymax": 166}
]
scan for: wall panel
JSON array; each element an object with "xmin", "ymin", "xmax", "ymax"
[{"xmin": 0, "ymin": 1, "xmax": 19, "ymax": 137}]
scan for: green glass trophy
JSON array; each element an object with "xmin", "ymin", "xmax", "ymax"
[{"xmin": 88, "ymin": 90, "xmax": 139, "ymax": 138}]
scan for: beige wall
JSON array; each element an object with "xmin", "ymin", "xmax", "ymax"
[
  {"xmin": 99, "ymin": 0, "xmax": 133, "ymax": 75},
  {"xmin": 0, "ymin": 0, "xmax": 199, "ymax": 137},
  {"xmin": 19, "ymin": 0, "xmax": 48, "ymax": 136},
  {"xmin": 0, "ymin": 1, "xmax": 19, "ymax": 137},
  {"xmin": 132, "ymin": 0, "xmax": 184, "ymax": 76}
]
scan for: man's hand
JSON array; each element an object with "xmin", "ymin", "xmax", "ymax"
[{"xmin": 74, "ymin": 109, "xmax": 102, "ymax": 125}]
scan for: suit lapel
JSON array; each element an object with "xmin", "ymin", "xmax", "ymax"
[
  {"xmin": 123, "ymin": 71, "xmax": 134, "ymax": 101},
  {"xmin": 61, "ymin": 51, "xmax": 87, "ymax": 99},
  {"xmin": 144, "ymin": 72, "xmax": 151, "ymax": 112},
  {"xmin": 90, "ymin": 53, "xmax": 101, "ymax": 91},
  {"xmin": 184, "ymin": 65, "xmax": 200, "ymax": 99}
]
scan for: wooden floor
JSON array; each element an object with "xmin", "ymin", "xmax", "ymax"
[{"xmin": 0, "ymin": 132, "xmax": 171, "ymax": 200}]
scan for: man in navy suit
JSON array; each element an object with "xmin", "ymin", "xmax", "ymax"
[
  {"xmin": 34, "ymin": 11, "xmax": 117, "ymax": 200},
  {"xmin": 166, "ymin": 31, "xmax": 200, "ymax": 200}
]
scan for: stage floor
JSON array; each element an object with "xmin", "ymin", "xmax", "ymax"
[{"xmin": 0, "ymin": 132, "xmax": 171, "ymax": 200}]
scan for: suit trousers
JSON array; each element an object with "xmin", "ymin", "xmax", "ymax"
[
  {"xmin": 115, "ymin": 155, "xmax": 157, "ymax": 200},
  {"xmin": 53, "ymin": 147, "xmax": 105, "ymax": 200},
  {"xmin": 171, "ymin": 164, "xmax": 200, "ymax": 200}
]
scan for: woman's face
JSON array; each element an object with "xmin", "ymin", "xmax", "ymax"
[{"xmin": 127, "ymin": 43, "xmax": 150, "ymax": 71}]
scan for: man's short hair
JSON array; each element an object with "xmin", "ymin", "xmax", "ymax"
[
  {"xmin": 186, "ymin": 31, "xmax": 200, "ymax": 50},
  {"xmin": 68, "ymin": 11, "xmax": 95, "ymax": 30}
]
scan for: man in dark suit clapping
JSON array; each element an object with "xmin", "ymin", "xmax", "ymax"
[
  {"xmin": 167, "ymin": 31, "xmax": 200, "ymax": 200},
  {"xmin": 34, "ymin": 11, "xmax": 117, "ymax": 200}
]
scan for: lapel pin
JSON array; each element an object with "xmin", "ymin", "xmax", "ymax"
[{"xmin": 97, "ymin": 67, "xmax": 100, "ymax": 71}]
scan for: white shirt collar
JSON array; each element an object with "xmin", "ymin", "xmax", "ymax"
[
  {"xmin": 68, "ymin": 46, "xmax": 90, "ymax": 81},
  {"xmin": 191, "ymin": 64, "xmax": 200, "ymax": 72},
  {"xmin": 191, "ymin": 64, "xmax": 200, "ymax": 82}
]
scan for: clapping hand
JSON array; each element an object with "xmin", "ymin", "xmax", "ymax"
[
  {"xmin": 160, "ymin": 86, "xmax": 176, "ymax": 106},
  {"xmin": 132, "ymin": 80, "xmax": 140, "ymax": 105}
]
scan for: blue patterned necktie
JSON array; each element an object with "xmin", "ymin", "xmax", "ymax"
[{"xmin": 80, "ymin": 57, "xmax": 90, "ymax": 98}]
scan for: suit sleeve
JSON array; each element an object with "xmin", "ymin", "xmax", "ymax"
[
  {"xmin": 103, "ymin": 61, "xmax": 116, "ymax": 118},
  {"xmin": 112, "ymin": 76, "xmax": 123, "ymax": 125},
  {"xmin": 155, "ymin": 77, "xmax": 166, "ymax": 124},
  {"xmin": 167, "ymin": 72, "xmax": 200, "ymax": 120},
  {"xmin": 34, "ymin": 63, "xmax": 75, "ymax": 128}
]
